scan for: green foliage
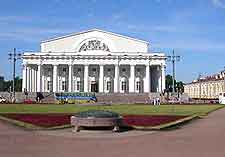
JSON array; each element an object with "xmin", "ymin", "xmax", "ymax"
[
  {"xmin": 0, "ymin": 76, "xmax": 4, "ymax": 91},
  {"xmin": 0, "ymin": 76, "xmax": 22, "ymax": 92},
  {"xmin": 14, "ymin": 76, "xmax": 22, "ymax": 92},
  {"xmin": 165, "ymin": 75, "xmax": 174, "ymax": 92},
  {"xmin": 165, "ymin": 74, "xmax": 184, "ymax": 93},
  {"xmin": 176, "ymin": 81, "xmax": 184, "ymax": 93}
]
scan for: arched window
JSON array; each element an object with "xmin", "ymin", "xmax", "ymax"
[{"xmin": 79, "ymin": 40, "xmax": 110, "ymax": 52}]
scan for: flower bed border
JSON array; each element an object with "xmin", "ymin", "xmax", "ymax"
[
  {"xmin": 0, "ymin": 114, "xmax": 198, "ymax": 131},
  {"xmin": 130, "ymin": 115, "xmax": 198, "ymax": 130},
  {"xmin": 0, "ymin": 115, "xmax": 72, "ymax": 130}
]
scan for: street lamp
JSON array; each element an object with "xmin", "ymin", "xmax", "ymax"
[
  {"xmin": 167, "ymin": 50, "xmax": 180, "ymax": 94},
  {"xmin": 8, "ymin": 48, "xmax": 22, "ymax": 102}
]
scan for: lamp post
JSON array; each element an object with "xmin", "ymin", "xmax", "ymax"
[
  {"xmin": 8, "ymin": 48, "xmax": 22, "ymax": 102},
  {"xmin": 167, "ymin": 50, "xmax": 180, "ymax": 94}
]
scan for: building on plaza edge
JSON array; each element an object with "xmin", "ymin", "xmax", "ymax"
[
  {"xmin": 22, "ymin": 29, "xmax": 166, "ymax": 93},
  {"xmin": 184, "ymin": 70, "xmax": 225, "ymax": 99}
]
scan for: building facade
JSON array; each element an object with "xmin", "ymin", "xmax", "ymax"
[
  {"xmin": 184, "ymin": 71, "xmax": 225, "ymax": 99},
  {"xmin": 22, "ymin": 29, "xmax": 166, "ymax": 93}
]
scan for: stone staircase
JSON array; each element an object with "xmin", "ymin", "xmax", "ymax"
[
  {"xmin": 96, "ymin": 93, "xmax": 160, "ymax": 104},
  {"xmin": 0, "ymin": 92, "xmax": 162, "ymax": 104}
]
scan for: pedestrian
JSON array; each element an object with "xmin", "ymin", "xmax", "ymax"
[
  {"xmin": 157, "ymin": 97, "xmax": 161, "ymax": 105},
  {"xmin": 153, "ymin": 98, "xmax": 156, "ymax": 105}
]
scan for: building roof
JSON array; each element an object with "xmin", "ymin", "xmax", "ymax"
[
  {"xmin": 185, "ymin": 70, "xmax": 225, "ymax": 85},
  {"xmin": 41, "ymin": 28, "xmax": 149, "ymax": 45}
]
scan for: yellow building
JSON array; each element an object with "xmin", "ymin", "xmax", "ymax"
[{"xmin": 184, "ymin": 71, "xmax": 225, "ymax": 99}]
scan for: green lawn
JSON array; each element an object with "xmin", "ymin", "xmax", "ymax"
[{"xmin": 0, "ymin": 104, "xmax": 223, "ymax": 116}]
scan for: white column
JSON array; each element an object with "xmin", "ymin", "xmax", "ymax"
[
  {"xmin": 29, "ymin": 68, "xmax": 31, "ymax": 92},
  {"xmin": 30, "ymin": 68, "xmax": 33, "ymax": 92},
  {"xmin": 144, "ymin": 65, "xmax": 150, "ymax": 93},
  {"xmin": 29, "ymin": 67, "xmax": 32, "ymax": 92},
  {"xmin": 68, "ymin": 64, "xmax": 73, "ymax": 92},
  {"xmin": 22, "ymin": 64, "xmax": 27, "ymax": 92},
  {"xmin": 34, "ymin": 68, "xmax": 37, "ymax": 92},
  {"xmin": 114, "ymin": 64, "xmax": 119, "ymax": 93},
  {"xmin": 158, "ymin": 65, "xmax": 162, "ymax": 93},
  {"xmin": 26, "ymin": 66, "xmax": 30, "ymax": 92},
  {"xmin": 84, "ymin": 65, "xmax": 89, "ymax": 92},
  {"xmin": 37, "ymin": 64, "xmax": 42, "ymax": 92},
  {"xmin": 32, "ymin": 68, "xmax": 35, "ymax": 92},
  {"xmin": 99, "ymin": 65, "xmax": 104, "ymax": 93},
  {"xmin": 149, "ymin": 66, "xmax": 151, "ymax": 92},
  {"xmin": 42, "ymin": 72, "xmax": 45, "ymax": 92},
  {"xmin": 129, "ymin": 65, "xmax": 135, "ymax": 93},
  {"xmin": 53, "ymin": 64, "xmax": 58, "ymax": 93},
  {"xmin": 162, "ymin": 65, "xmax": 166, "ymax": 92}
]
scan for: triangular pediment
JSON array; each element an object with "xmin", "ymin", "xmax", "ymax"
[
  {"xmin": 41, "ymin": 29, "xmax": 149, "ymax": 44},
  {"xmin": 41, "ymin": 29, "xmax": 149, "ymax": 53}
]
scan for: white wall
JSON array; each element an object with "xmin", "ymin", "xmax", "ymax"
[{"xmin": 41, "ymin": 30, "xmax": 148, "ymax": 53}]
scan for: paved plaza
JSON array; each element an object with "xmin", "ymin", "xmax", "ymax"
[{"xmin": 0, "ymin": 107, "xmax": 225, "ymax": 157}]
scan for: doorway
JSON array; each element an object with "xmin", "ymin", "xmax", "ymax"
[{"xmin": 91, "ymin": 81, "xmax": 98, "ymax": 92}]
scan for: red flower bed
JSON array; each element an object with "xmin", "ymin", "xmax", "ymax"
[
  {"xmin": 1, "ymin": 114, "xmax": 72, "ymax": 127},
  {"xmin": 0, "ymin": 114, "xmax": 188, "ymax": 128},
  {"xmin": 123, "ymin": 115, "xmax": 187, "ymax": 126}
]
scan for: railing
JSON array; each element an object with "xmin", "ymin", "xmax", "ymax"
[{"xmin": 55, "ymin": 92, "xmax": 97, "ymax": 102}]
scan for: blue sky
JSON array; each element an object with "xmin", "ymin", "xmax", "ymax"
[{"xmin": 0, "ymin": 0, "xmax": 225, "ymax": 83}]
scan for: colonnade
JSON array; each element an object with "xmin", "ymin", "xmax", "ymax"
[{"xmin": 22, "ymin": 63, "xmax": 166, "ymax": 93}]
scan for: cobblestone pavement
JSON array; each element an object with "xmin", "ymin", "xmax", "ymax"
[{"xmin": 0, "ymin": 108, "xmax": 225, "ymax": 157}]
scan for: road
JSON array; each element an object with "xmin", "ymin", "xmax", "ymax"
[{"xmin": 0, "ymin": 107, "xmax": 225, "ymax": 157}]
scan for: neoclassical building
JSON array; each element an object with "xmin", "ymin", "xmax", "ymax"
[
  {"xmin": 184, "ymin": 70, "xmax": 225, "ymax": 99},
  {"xmin": 22, "ymin": 29, "xmax": 166, "ymax": 93}
]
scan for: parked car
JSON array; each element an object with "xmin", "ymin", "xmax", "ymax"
[{"xmin": 0, "ymin": 96, "xmax": 6, "ymax": 103}]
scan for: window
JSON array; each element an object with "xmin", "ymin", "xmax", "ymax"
[
  {"xmin": 92, "ymin": 68, "xmax": 96, "ymax": 72},
  {"xmin": 122, "ymin": 81, "xmax": 127, "ymax": 91},
  {"xmin": 107, "ymin": 68, "xmax": 111, "ymax": 72},
  {"xmin": 136, "ymin": 81, "xmax": 140, "ymax": 91},
  {"xmin": 137, "ymin": 68, "xmax": 140, "ymax": 72},
  {"xmin": 107, "ymin": 81, "xmax": 111, "ymax": 91},
  {"xmin": 77, "ymin": 81, "xmax": 81, "ymax": 91},
  {"xmin": 47, "ymin": 81, "xmax": 51, "ymax": 91},
  {"xmin": 47, "ymin": 69, "xmax": 51, "ymax": 76},
  {"xmin": 122, "ymin": 68, "xmax": 126, "ymax": 72},
  {"xmin": 62, "ymin": 81, "xmax": 66, "ymax": 91},
  {"xmin": 78, "ymin": 68, "xmax": 81, "ymax": 72},
  {"xmin": 63, "ymin": 68, "xmax": 67, "ymax": 72}
]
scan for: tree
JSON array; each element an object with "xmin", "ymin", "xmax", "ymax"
[
  {"xmin": 0, "ymin": 76, "xmax": 4, "ymax": 91},
  {"xmin": 165, "ymin": 74, "xmax": 176, "ymax": 92},
  {"xmin": 14, "ymin": 76, "xmax": 22, "ymax": 92},
  {"xmin": 165, "ymin": 74, "xmax": 184, "ymax": 93},
  {"xmin": 0, "ymin": 76, "xmax": 22, "ymax": 92},
  {"xmin": 176, "ymin": 81, "xmax": 184, "ymax": 94}
]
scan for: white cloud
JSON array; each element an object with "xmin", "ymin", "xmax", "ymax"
[{"xmin": 212, "ymin": 0, "xmax": 225, "ymax": 8}]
